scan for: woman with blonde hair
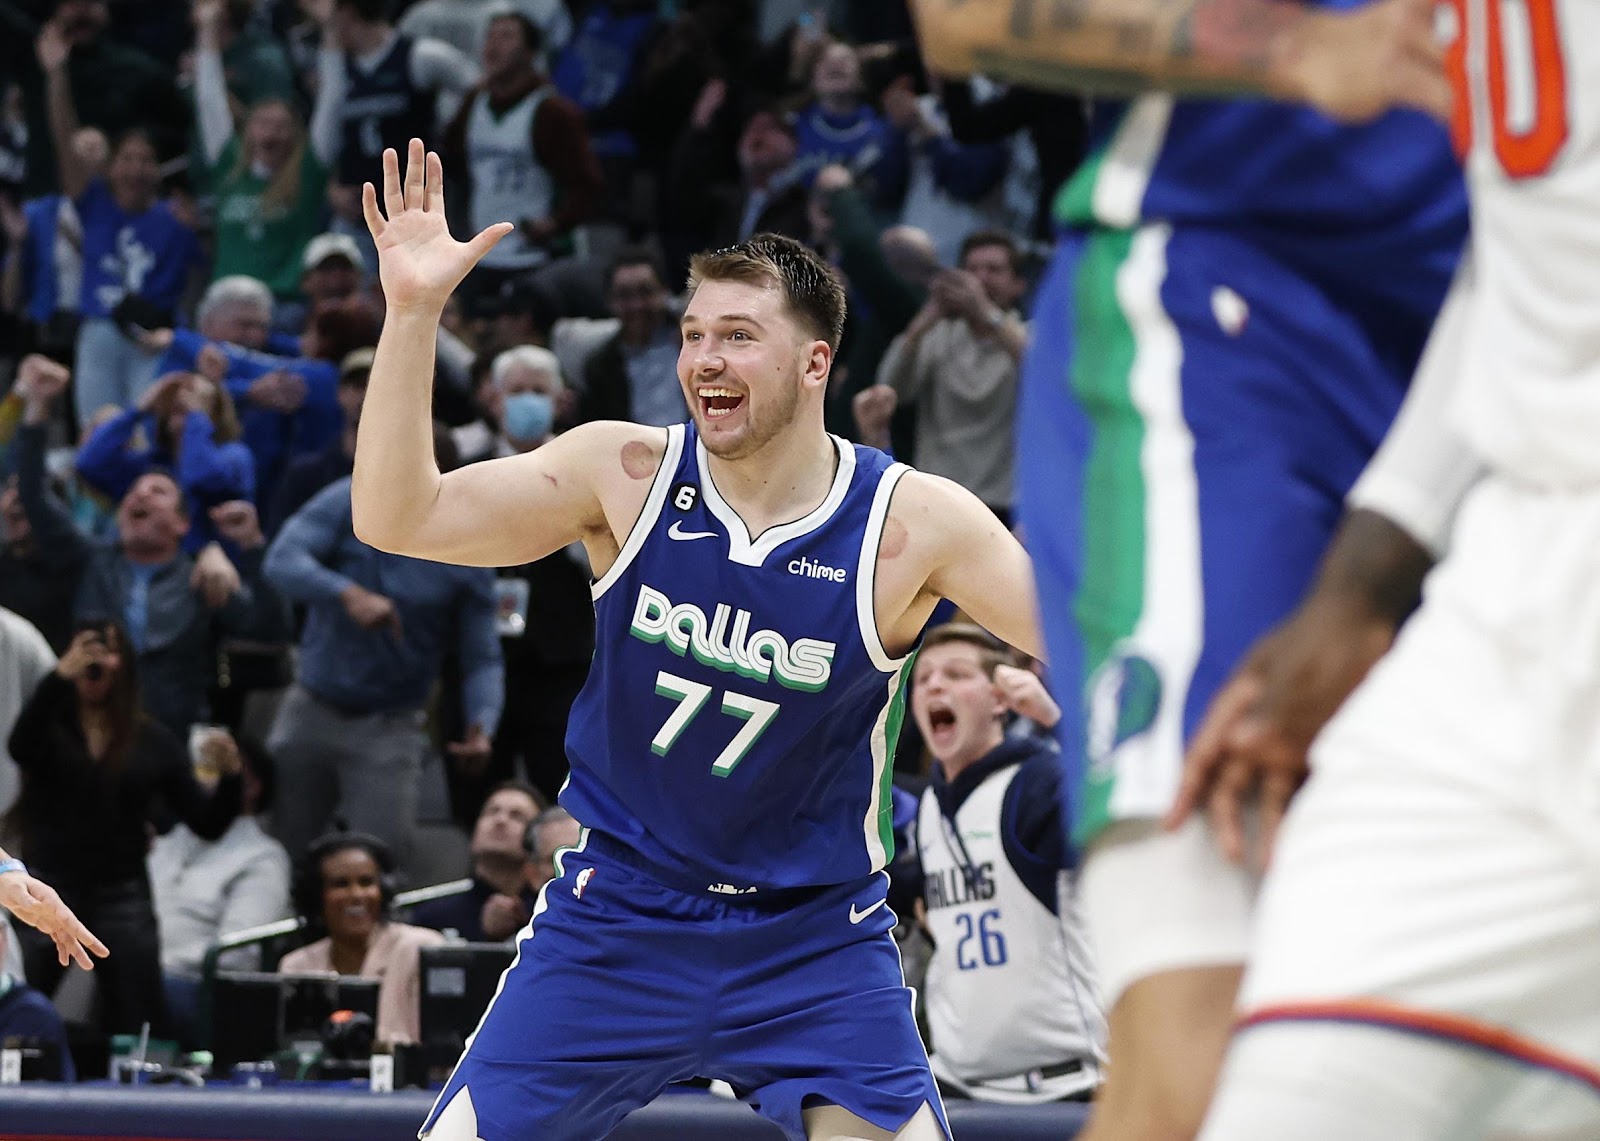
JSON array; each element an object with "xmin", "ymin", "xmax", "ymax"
[
  {"xmin": 74, "ymin": 371, "xmax": 256, "ymax": 552},
  {"xmin": 194, "ymin": 0, "xmax": 341, "ymax": 304}
]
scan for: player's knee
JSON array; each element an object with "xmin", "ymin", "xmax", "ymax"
[
  {"xmin": 802, "ymin": 1101, "xmax": 945, "ymax": 1141},
  {"xmin": 420, "ymin": 1087, "xmax": 486, "ymax": 1141}
]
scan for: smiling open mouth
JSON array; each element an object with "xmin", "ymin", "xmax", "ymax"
[
  {"xmin": 698, "ymin": 387, "xmax": 745, "ymax": 419},
  {"xmin": 929, "ymin": 708, "xmax": 955, "ymax": 732}
]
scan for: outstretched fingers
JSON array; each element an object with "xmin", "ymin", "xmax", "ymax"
[
  {"xmin": 466, "ymin": 221, "xmax": 516, "ymax": 263},
  {"xmin": 382, "ymin": 146, "xmax": 404, "ymax": 221},
  {"xmin": 426, "ymin": 150, "xmax": 445, "ymax": 213},
  {"xmin": 362, "ymin": 180, "xmax": 385, "ymax": 239},
  {"xmin": 403, "ymin": 137, "xmax": 426, "ymax": 212}
]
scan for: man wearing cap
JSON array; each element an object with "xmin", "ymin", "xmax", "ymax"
[
  {"xmin": 266, "ymin": 346, "xmax": 372, "ymax": 536},
  {"xmin": 273, "ymin": 232, "xmax": 367, "ymax": 335}
]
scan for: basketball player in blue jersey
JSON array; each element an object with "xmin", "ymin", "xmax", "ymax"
[
  {"xmin": 908, "ymin": 2, "xmax": 1465, "ymax": 1139},
  {"xmin": 351, "ymin": 139, "xmax": 1043, "ymax": 1141}
]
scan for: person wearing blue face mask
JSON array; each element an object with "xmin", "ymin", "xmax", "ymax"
[
  {"xmin": 486, "ymin": 345, "xmax": 566, "ymax": 455},
  {"xmin": 446, "ymin": 344, "xmax": 593, "ymax": 820}
]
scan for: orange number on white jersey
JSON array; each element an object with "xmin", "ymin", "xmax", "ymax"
[{"xmin": 1440, "ymin": 0, "xmax": 1569, "ymax": 177}]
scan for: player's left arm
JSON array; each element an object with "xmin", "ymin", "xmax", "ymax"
[{"xmin": 892, "ymin": 471, "xmax": 1044, "ymax": 659}]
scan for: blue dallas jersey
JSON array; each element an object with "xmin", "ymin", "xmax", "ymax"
[
  {"xmin": 561, "ymin": 423, "xmax": 917, "ymax": 894},
  {"xmin": 1057, "ymin": 1, "xmax": 1467, "ymax": 325}
]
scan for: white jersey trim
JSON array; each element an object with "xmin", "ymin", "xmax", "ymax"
[
  {"xmin": 1093, "ymin": 94, "xmax": 1172, "ymax": 228},
  {"xmin": 697, "ymin": 434, "xmax": 855, "ymax": 567},
  {"xmin": 856, "ymin": 461, "xmax": 913, "ymax": 674},
  {"xmin": 420, "ymin": 824, "xmax": 592, "ymax": 1138},
  {"xmin": 590, "ymin": 425, "xmax": 685, "ymax": 601}
]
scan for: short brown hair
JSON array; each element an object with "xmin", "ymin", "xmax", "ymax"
[
  {"xmin": 919, "ymin": 623, "xmax": 1014, "ymax": 679},
  {"xmin": 686, "ymin": 233, "xmax": 846, "ymax": 352},
  {"xmin": 960, "ymin": 229, "xmax": 1023, "ymax": 274}
]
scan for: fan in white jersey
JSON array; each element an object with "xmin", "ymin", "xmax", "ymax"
[
  {"xmin": 1167, "ymin": 3, "xmax": 1600, "ymax": 1137},
  {"xmin": 909, "ymin": 625, "xmax": 1106, "ymax": 1106}
]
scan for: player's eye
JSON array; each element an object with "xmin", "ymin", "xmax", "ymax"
[
  {"xmin": 730, "ymin": 330, "xmax": 750, "ymax": 342},
  {"xmin": 684, "ymin": 331, "xmax": 701, "ymax": 343}
]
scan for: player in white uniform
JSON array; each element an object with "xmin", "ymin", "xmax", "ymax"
[
  {"xmin": 1170, "ymin": 2, "xmax": 1600, "ymax": 1136},
  {"xmin": 909, "ymin": 625, "xmax": 1106, "ymax": 1106}
]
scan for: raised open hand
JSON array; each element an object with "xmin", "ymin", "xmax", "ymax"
[{"xmin": 363, "ymin": 139, "xmax": 512, "ymax": 317}]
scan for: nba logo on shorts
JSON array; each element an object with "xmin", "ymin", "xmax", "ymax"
[{"xmin": 573, "ymin": 867, "xmax": 595, "ymax": 899}]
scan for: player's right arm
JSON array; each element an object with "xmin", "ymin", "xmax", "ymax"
[
  {"xmin": 908, "ymin": 0, "xmax": 1451, "ymax": 123},
  {"xmin": 351, "ymin": 139, "xmax": 651, "ymax": 569}
]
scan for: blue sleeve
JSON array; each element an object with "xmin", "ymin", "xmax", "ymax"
[
  {"xmin": 174, "ymin": 412, "xmax": 256, "ymax": 502},
  {"xmin": 924, "ymin": 136, "xmax": 1010, "ymax": 203},
  {"xmin": 261, "ymin": 484, "xmax": 357, "ymax": 605},
  {"xmin": 287, "ymin": 362, "xmax": 343, "ymax": 459},
  {"xmin": 73, "ymin": 407, "xmax": 151, "ymax": 502},
  {"xmin": 1000, "ymin": 749, "xmax": 1071, "ymax": 913},
  {"xmin": 156, "ymin": 329, "xmax": 203, "ymax": 377},
  {"xmin": 265, "ymin": 332, "xmax": 303, "ymax": 356},
  {"xmin": 457, "ymin": 569, "xmax": 505, "ymax": 737},
  {"xmin": 865, "ymin": 122, "xmax": 910, "ymax": 212}
]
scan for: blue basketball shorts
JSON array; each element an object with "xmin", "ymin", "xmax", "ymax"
[
  {"xmin": 419, "ymin": 832, "xmax": 948, "ymax": 1141},
  {"xmin": 1016, "ymin": 223, "xmax": 1423, "ymax": 845}
]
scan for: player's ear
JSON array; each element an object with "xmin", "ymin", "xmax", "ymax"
[{"xmin": 802, "ymin": 338, "xmax": 831, "ymax": 393}]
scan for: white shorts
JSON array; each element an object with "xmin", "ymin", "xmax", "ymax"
[
  {"xmin": 1079, "ymin": 817, "xmax": 1258, "ymax": 1008},
  {"xmin": 1229, "ymin": 476, "xmax": 1600, "ymax": 1133}
]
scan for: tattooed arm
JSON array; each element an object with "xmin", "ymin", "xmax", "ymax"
[{"xmin": 908, "ymin": 0, "xmax": 1451, "ymax": 122}]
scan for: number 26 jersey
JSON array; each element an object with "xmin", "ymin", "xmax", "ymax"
[{"xmin": 561, "ymin": 423, "xmax": 917, "ymax": 893}]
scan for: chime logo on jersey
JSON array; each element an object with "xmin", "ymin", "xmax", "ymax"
[{"xmin": 628, "ymin": 584, "xmax": 836, "ymax": 692}]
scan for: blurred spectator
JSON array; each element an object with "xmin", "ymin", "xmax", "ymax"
[
  {"xmin": 279, "ymin": 830, "xmax": 444, "ymax": 1046},
  {"xmin": 273, "ymin": 231, "xmax": 366, "ymax": 336},
  {"xmin": 549, "ymin": 0, "xmax": 660, "ymax": 190},
  {"xmin": 1, "ymin": 358, "xmax": 93, "ymax": 651},
  {"xmin": 442, "ymin": 10, "xmax": 603, "ymax": 318},
  {"xmin": 661, "ymin": 83, "xmax": 807, "ymax": 273},
  {"xmin": 189, "ymin": 0, "xmax": 298, "ymax": 112},
  {"xmin": 884, "ymin": 78, "xmax": 1011, "ymax": 267},
  {"xmin": 4, "ymin": 129, "xmax": 95, "ymax": 362},
  {"xmin": 907, "ymin": 625, "xmax": 1105, "ymax": 1104},
  {"xmin": 266, "ymin": 345, "xmax": 370, "ymax": 535},
  {"xmin": 806, "ymin": 164, "xmax": 929, "ymax": 436},
  {"xmin": 576, "ymin": 250, "xmax": 686, "ymax": 427},
  {"xmin": 148, "ymin": 730, "xmax": 292, "ymax": 1046},
  {"xmin": 324, "ymin": 0, "xmax": 478, "ymax": 254},
  {"xmin": 445, "ymin": 348, "xmax": 593, "ymax": 809},
  {"xmin": 2, "ymin": 0, "xmax": 189, "ymax": 197},
  {"xmin": 524, "ymin": 803, "xmax": 579, "ymax": 895},
  {"xmin": 74, "ymin": 370, "xmax": 256, "ymax": 553},
  {"xmin": 12, "ymin": 356, "xmax": 290, "ymax": 735},
  {"xmin": 408, "ymin": 780, "xmax": 540, "ymax": 943},
  {"xmin": 454, "ymin": 343, "xmax": 565, "ymax": 464},
  {"xmin": 262, "ymin": 475, "xmax": 502, "ymax": 867},
  {"xmin": 869, "ymin": 231, "xmax": 1028, "ymax": 524},
  {"xmin": 0, "ymin": 605, "xmax": 54, "ymax": 828},
  {"xmin": 5, "ymin": 619, "xmax": 244, "ymax": 1039},
  {"xmin": 194, "ymin": 0, "xmax": 341, "ymax": 303},
  {"xmin": 399, "ymin": 0, "xmax": 572, "ymax": 62},
  {"xmin": 72, "ymin": 471, "xmax": 286, "ymax": 736},
  {"xmin": 153, "ymin": 276, "xmax": 350, "ymax": 501},
  {"xmin": 939, "ymin": 79, "xmax": 1087, "ymax": 244},
  {"xmin": 0, "ymin": 912, "xmax": 75, "ymax": 1081},
  {"xmin": 35, "ymin": 17, "xmax": 204, "ymax": 427},
  {"xmin": 474, "ymin": 274, "xmax": 554, "ymax": 359},
  {"xmin": 791, "ymin": 40, "xmax": 906, "ymax": 210}
]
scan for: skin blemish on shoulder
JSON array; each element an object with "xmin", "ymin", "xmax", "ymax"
[
  {"xmin": 543, "ymin": 473, "xmax": 559, "ymax": 489},
  {"xmin": 621, "ymin": 441, "xmax": 655, "ymax": 480},
  {"xmin": 879, "ymin": 517, "xmax": 909, "ymax": 560}
]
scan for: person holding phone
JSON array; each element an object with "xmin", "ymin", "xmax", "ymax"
[{"xmin": 4, "ymin": 620, "xmax": 242, "ymax": 1037}]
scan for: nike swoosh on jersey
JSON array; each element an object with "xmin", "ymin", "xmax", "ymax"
[
  {"xmin": 848, "ymin": 898, "xmax": 887, "ymax": 925},
  {"xmin": 668, "ymin": 521, "xmax": 717, "ymax": 541}
]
